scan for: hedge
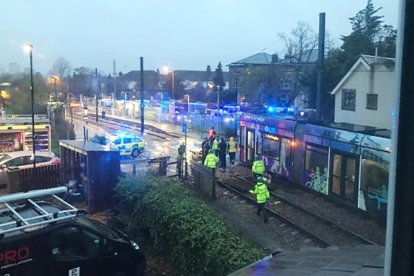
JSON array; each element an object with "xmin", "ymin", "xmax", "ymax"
[{"xmin": 114, "ymin": 174, "xmax": 265, "ymax": 275}]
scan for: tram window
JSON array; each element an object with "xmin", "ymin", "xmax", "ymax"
[
  {"xmin": 240, "ymin": 127, "xmax": 245, "ymax": 146},
  {"xmin": 262, "ymin": 137, "xmax": 280, "ymax": 159},
  {"xmin": 305, "ymin": 145, "xmax": 328, "ymax": 174},
  {"xmin": 281, "ymin": 138, "xmax": 292, "ymax": 165},
  {"xmin": 256, "ymin": 134, "xmax": 262, "ymax": 155},
  {"xmin": 360, "ymin": 158, "xmax": 389, "ymax": 214}
]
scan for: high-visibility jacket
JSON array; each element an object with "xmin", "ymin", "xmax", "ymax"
[
  {"xmin": 252, "ymin": 160, "xmax": 265, "ymax": 175},
  {"xmin": 212, "ymin": 139, "xmax": 219, "ymax": 151},
  {"xmin": 228, "ymin": 141, "xmax": 237, "ymax": 153},
  {"xmin": 249, "ymin": 182, "xmax": 270, "ymax": 203},
  {"xmin": 204, "ymin": 153, "xmax": 218, "ymax": 168}
]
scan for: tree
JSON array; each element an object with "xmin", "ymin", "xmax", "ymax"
[
  {"xmin": 213, "ymin": 62, "xmax": 225, "ymax": 92},
  {"xmin": 51, "ymin": 57, "xmax": 72, "ymax": 80},
  {"xmin": 278, "ymin": 21, "xmax": 318, "ymax": 62},
  {"xmin": 4, "ymin": 73, "xmax": 49, "ymax": 114},
  {"xmin": 206, "ymin": 65, "xmax": 212, "ymax": 80}
]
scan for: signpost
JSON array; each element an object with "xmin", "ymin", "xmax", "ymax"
[{"xmin": 182, "ymin": 121, "xmax": 188, "ymax": 179}]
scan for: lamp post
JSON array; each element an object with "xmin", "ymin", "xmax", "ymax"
[{"xmin": 24, "ymin": 44, "xmax": 36, "ymax": 168}]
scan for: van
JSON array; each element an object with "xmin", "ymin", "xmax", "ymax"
[{"xmin": 0, "ymin": 187, "xmax": 145, "ymax": 275}]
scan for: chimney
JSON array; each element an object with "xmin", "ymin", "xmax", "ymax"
[{"xmin": 271, "ymin": 54, "xmax": 278, "ymax": 63}]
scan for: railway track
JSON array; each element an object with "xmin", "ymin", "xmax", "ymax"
[
  {"xmin": 217, "ymin": 172, "xmax": 379, "ymax": 247},
  {"xmin": 71, "ymin": 112, "xmax": 180, "ymax": 140}
]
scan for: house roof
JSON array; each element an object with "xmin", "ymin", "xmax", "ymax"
[
  {"xmin": 173, "ymin": 70, "xmax": 229, "ymax": 82},
  {"xmin": 360, "ymin": 54, "xmax": 396, "ymax": 66},
  {"xmin": 229, "ymin": 53, "xmax": 273, "ymax": 66},
  {"xmin": 330, "ymin": 54, "xmax": 396, "ymax": 95},
  {"xmin": 120, "ymin": 70, "xmax": 159, "ymax": 81},
  {"xmin": 276, "ymin": 49, "xmax": 319, "ymax": 64}
]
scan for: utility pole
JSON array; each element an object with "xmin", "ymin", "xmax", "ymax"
[
  {"xmin": 216, "ymin": 86, "xmax": 220, "ymax": 135},
  {"xmin": 113, "ymin": 59, "xmax": 117, "ymax": 100},
  {"xmin": 95, "ymin": 68, "xmax": 98, "ymax": 122},
  {"xmin": 316, "ymin": 12, "xmax": 326, "ymax": 121},
  {"xmin": 140, "ymin": 57, "xmax": 145, "ymax": 136}
]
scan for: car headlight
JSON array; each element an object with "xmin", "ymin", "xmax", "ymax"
[{"xmin": 130, "ymin": 240, "xmax": 140, "ymax": 250}]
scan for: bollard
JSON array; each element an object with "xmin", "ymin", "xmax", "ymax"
[
  {"xmin": 133, "ymin": 164, "xmax": 136, "ymax": 175},
  {"xmin": 159, "ymin": 158, "xmax": 167, "ymax": 176}
]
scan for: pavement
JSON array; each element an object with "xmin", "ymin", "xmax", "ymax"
[{"xmin": 230, "ymin": 245, "xmax": 385, "ymax": 276}]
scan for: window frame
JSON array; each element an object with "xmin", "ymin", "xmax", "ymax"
[
  {"xmin": 341, "ymin": 89, "xmax": 356, "ymax": 111},
  {"xmin": 261, "ymin": 133, "xmax": 281, "ymax": 160},
  {"xmin": 366, "ymin": 93, "xmax": 378, "ymax": 110}
]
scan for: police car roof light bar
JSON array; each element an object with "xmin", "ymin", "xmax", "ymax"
[{"xmin": 0, "ymin": 187, "xmax": 79, "ymax": 236}]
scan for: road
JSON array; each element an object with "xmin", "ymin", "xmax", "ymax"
[{"xmin": 69, "ymin": 112, "xmax": 200, "ymax": 176}]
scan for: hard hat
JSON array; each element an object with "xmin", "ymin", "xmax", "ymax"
[{"xmin": 230, "ymin": 137, "xmax": 234, "ymax": 141}]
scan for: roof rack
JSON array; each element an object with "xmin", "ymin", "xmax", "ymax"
[{"xmin": 0, "ymin": 187, "xmax": 79, "ymax": 236}]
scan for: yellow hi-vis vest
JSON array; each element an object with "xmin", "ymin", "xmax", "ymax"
[
  {"xmin": 228, "ymin": 141, "xmax": 237, "ymax": 153},
  {"xmin": 252, "ymin": 160, "xmax": 265, "ymax": 174},
  {"xmin": 204, "ymin": 153, "xmax": 218, "ymax": 168},
  {"xmin": 212, "ymin": 139, "xmax": 219, "ymax": 150},
  {"xmin": 249, "ymin": 182, "xmax": 270, "ymax": 203}
]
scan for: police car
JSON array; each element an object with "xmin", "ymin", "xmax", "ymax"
[
  {"xmin": 0, "ymin": 187, "xmax": 146, "ymax": 275},
  {"xmin": 93, "ymin": 133, "xmax": 145, "ymax": 158}
]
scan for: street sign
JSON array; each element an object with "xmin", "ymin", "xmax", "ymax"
[{"xmin": 182, "ymin": 122, "xmax": 187, "ymax": 134}]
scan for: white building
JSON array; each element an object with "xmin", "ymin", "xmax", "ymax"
[{"xmin": 331, "ymin": 55, "xmax": 396, "ymax": 130}]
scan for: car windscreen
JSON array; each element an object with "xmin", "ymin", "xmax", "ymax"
[
  {"xmin": 0, "ymin": 154, "xmax": 11, "ymax": 163},
  {"xmin": 81, "ymin": 218, "xmax": 126, "ymax": 241}
]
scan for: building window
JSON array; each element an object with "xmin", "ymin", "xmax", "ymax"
[
  {"xmin": 366, "ymin": 94, "xmax": 378, "ymax": 110},
  {"xmin": 341, "ymin": 89, "xmax": 356, "ymax": 111}
]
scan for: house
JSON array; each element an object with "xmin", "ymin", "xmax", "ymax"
[
  {"xmin": 330, "ymin": 55, "xmax": 396, "ymax": 130},
  {"xmin": 171, "ymin": 70, "xmax": 229, "ymax": 90},
  {"xmin": 227, "ymin": 50, "xmax": 318, "ymax": 106}
]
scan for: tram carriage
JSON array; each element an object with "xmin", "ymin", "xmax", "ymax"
[{"xmin": 239, "ymin": 113, "xmax": 390, "ymax": 217}]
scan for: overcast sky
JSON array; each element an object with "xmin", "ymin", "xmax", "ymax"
[{"xmin": 0, "ymin": 0, "xmax": 399, "ymax": 75}]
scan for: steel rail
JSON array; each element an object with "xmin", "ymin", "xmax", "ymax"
[
  {"xmin": 216, "ymin": 178, "xmax": 331, "ymax": 247},
  {"xmin": 228, "ymin": 173, "xmax": 379, "ymax": 246}
]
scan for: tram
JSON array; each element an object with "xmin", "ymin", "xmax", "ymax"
[
  {"xmin": 0, "ymin": 115, "xmax": 51, "ymax": 152},
  {"xmin": 239, "ymin": 113, "xmax": 390, "ymax": 217}
]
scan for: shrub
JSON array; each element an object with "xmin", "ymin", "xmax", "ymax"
[{"xmin": 114, "ymin": 174, "xmax": 265, "ymax": 275}]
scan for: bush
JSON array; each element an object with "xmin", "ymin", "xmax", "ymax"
[{"xmin": 114, "ymin": 174, "xmax": 265, "ymax": 275}]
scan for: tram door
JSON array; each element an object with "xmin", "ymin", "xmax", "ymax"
[
  {"xmin": 330, "ymin": 152, "xmax": 359, "ymax": 203},
  {"xmin": 246, "ymin": 129, "xmax": 255, "ymax": 164}
]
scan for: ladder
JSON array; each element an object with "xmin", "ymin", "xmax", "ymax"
[{"xmin": 0, "ymin": 187, "xmax": 79, "ymax": 236}]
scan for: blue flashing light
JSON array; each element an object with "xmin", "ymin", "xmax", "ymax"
[
  {"xmin": 267, "ymin": 106, "xmax": 276, "ymax": 113},
  {"xmin": 287, "ymin": 107, "xmax": 295, "ymax": 113}
]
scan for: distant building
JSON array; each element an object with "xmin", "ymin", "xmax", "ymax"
[
  {"xmin": 330, "ymin": 55, "xmax": 396, "ymax": 130},
  {"xmin": 8, "ymin": 63, "xmax": 20, "ymax": 75},
  {"xmin": 171, "ymin": 70, "xmax": 229, "ymax": 90},
  {"xmin": 118, "ymin": 70, "xmax": 160, "ymax": 98}
]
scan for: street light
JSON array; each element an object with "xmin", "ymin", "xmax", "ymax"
[
  {"xmin": 23, "ymin": 43, "xmax": 36, "ymax": 168},
  {"xmin": 163, "ymin": 66, "xmax": 175, "ymax": 100}
]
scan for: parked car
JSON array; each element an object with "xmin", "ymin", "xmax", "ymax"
[
  {"xmin": 0, "ymin": 187, "xmax": 146, "ymax": 275},
  {"xmin": 0, "ymin": 151, "xmax": 60, "ymax": 171}
]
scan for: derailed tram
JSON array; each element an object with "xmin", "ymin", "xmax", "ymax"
[{"xmin": 239, "ymin": 113, "xmax": 390, "ymax": 218}]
